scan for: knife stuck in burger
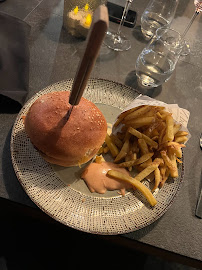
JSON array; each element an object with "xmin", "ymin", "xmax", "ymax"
[
  {"xmin": 66, "ymin": 5, "xmax": 109, "ymax": 120},
  {"xmin": 24, "ymin": 5, "xmax": 109, "ymax": 167}
]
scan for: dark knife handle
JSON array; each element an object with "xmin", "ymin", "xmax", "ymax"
[{"xmin": 69, "ymin": 5, "xmax": 109, "ymax": 106}]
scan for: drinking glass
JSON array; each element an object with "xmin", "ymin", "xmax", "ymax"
[
  {"xmin": 104, "ymin": 0, "xmax": 133, "ymax": 51},
  {"xmin": 141, "ymin": 0, "xmax": 179, "ymax": 40},
  {"xmin": 136, "ymin": 27, "xmax": 184, "ymax": 89}
]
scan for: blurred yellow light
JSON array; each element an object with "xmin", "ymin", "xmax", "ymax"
[
  {"xmin": 85, "ymin": 4, "xmax": 89, "ymax": 11},
  {"xmin": 85, "ymin": 13, "xmax": 92, "ymax": 26},
  {"xmin": 73, "ymin": 6, "xmax": 79, "ymax": 14}
]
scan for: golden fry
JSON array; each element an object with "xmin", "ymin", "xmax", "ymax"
[
  {"xmin": 160, "ymin": 150, "xmax": 178, "ymax": 178},
  {"xmin": 173, "ymin": 123, "xmax": 181, "ymax": 135},
  {"xmin": 168, "ymin": 148, "xmax": 178, "ymax": 178},
  {"xmin": 124, "ymin": 116, "xmax": 155, "ymax": 129},
  {"xmin": 110, "ymin": 134, "xmax": 123, "ymax": 149},
  {"xmin": 139, "ymin": 159, "xmax": 153, "ymax": 169},
  {"xmin": 166, "ymin": 141, "xmax": 185, "ymax": 148},
  {"xmin": 124, "ymin": 105, "xmax": 151, "ymax": 121},
  {"xmin": 95, "ymin": 155, "xmax": 105, "ymax": 163},
  {"xmin": 158, "ymin": 125, "xmax": 166, "ymax": 146},
  {"xmin": 146, "ymin": 120, "xmax": 163, "ymax": 138},
  {"xmin": 174, "ymin": 136, "xmax": 188, "ymax": 143},
  {"xmin": 159, "ymin": 110, "xmax": 172, "ymax": 120},
  {"xmin": 160, "ymin": 164, "xmax": 167, "ymax": 179},
  {"xmin": 114, "ymin": 139, "xmax": 130, "ymax": 163},
  {"xmin": 138, "ymin": 138, "xmax": 149, "ymax": 154},
  {"xmin": 118, "ymin": 160, "xmax": 137, "ymax": 168},
  {"xmin": 134, "ymin": 152, "xmax": 154, "ymax": 165},
  {"xmin": 107, "ymin": 170, "xmax": 157, "ymax": 206},
  {"xmin": 113, "ymin": 108, "xmax": 138, "ymax": 127},
  {"xmin": 97, "ymin": 146, "xmax": 104, "ymax": 155},
  {"xmin": 151, "ymin": 135, "xmax": 159, "ymax": 141},
  {"xmin": 123, "ymin": 130, "xmax": 132, "ymax": 141},
  {"xmin": 140, "ymin": 106, "xmax": 157, "ymax": 117},
  {"xmin": 105, "ymin": 134, "xmax": 119, "ymax": 157},
  {"xmin": 175, "ymin": 131, "xmax": 189, "ymax": 137},
  {"xmin": 156, "ymin": 111, "xmax": 163, "ymax": 119},
  {"xmin": 152, "ymin": 168, "xmax": 161, "ymax": 192},
  {"xmin": 167, "ymin": 143, "xmax": 183, "ymax": 158},
  {"xmin": 125, "ymin": 152, "xmax": 137, "ymax": 162},
  {"xmin": 159, "ymin": 168, "xmax": 170, "ymax": 188},
  {"xmin": 133, "ymin": 158, "xmax": 163, "ymax": 182},
  {"xmin": 128, "ymin": 127, "xmax": 158, "ymax": 149},
  {"xmin": 153, "ymin": 158, "xmax": 164, "ymax": 166},
  {"xmin": 131, "ymin": 153, "xmax": 137, "ymax": 161},
  {"xmin": 164, "ymin": 115, "xmax": 174, "ymax": 142}
]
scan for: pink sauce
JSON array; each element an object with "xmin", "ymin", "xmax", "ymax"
[{"xmin": 81, "ymin": 162, "xmax": 133, "ymax": 196}]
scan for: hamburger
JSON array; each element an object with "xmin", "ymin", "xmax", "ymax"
[{"xmin": 24, "ymin": 91, "xmax": 107, "ymax": 167}]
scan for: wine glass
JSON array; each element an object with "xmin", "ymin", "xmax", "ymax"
[
  {"xmin": 181, "ymin": 0, "xmax": 202, "ymax": 55},
  {"xmin": 104, "ymin": 0, "xmax": 133, "ymax": 51},
  {"xmin": 140, "ymin": 0, "xmax": 179, "ymax": 41}
]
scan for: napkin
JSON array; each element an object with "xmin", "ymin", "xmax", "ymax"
[{"xmin": 0, "ymin": 12, "xmax": 30, "ymax": 113}]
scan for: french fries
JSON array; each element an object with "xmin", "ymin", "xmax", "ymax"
[
  {"xmin": 124, "ymin": 116, "xmax": 155, "ymax": 129},
  {"xmin": 95, "ymin": 155, "xmax": 105, "ymax": 164},
  {"xmin": 153, "ymin": 168, "xmax": 161, "ymax": 192},
  {"xmin": 160, "ymin": 150, "xmax": 178, "ymax": 178},
  {"xmin": 128, "ymin": 127, "xmax": 158, "ymax": 149},
  {"xmin": 105, "ymin": 134, "xmax": 119, "ymax": 157},
  {"xmin": 134, "ymin": 152, "xmax": 154, "ymax": 165},
  {"xmin": 124, "ymin": 105, "xmax": 151, "ymax": 121},
  {"xmin": 114, "ymin": 138, "xmax": 130, "ymax": 162},
  {"xmin": 138, "ymin": 138, "xmax": 149, "ymax": 154},
  {"xmin": 133, "ymin": 158, "xmax": 163, "ymax": 182},
  {"xmin": 97, "ymin": 105, "xmax": 189, "ymax": 207},
  {"xmin": 164, "ymin": 115, "xmax": 174, "ymax": 142},
  {"xmin": 107, "ymin": 170, "xmax": 157, "ymax": 206},
  {"xmin": 118, "ymin": 159, "xmax": 137, "ymax": 168}
]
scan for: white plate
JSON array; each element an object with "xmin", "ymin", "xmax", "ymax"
[{"xmin": 11, "ymin": 79, "xmax": 184, "ymax": 235}]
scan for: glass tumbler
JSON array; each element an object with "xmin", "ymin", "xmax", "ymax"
[
  {"xmin": 141, "ymin": 0, "xmax": 179, "ymax": 40},
  {"xmin": 136, "ymin": 27, "xmax": 184, "ymax": 89}
]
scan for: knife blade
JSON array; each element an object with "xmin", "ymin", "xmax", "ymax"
[{"xmin": 195, "ymin": 170, "xmax": 202, "ymax": 218}]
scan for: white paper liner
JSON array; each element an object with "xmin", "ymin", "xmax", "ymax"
[{"xmin": 113, "ymin": 94, "xmax": 191, "ymax": 141}]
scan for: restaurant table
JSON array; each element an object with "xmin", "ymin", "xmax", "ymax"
[{"xmin": 0, "ymin": 0, "xmax": 202, "ymax": 269}]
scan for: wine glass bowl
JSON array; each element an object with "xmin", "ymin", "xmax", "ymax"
[{"xmin": 140, "ymin": 0, "xmax": 179, "ymax": 41}]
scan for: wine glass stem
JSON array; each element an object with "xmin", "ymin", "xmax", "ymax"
[
  {"xmin": 116, "ymin": 0, "xmax": 133, "ymax": 36},
  {"xmin": 181, "ymin": 11, "xmax": 199, "ymax": 38}
]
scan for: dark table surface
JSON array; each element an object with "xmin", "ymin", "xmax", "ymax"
[{"xmin": 1, "ymin": 0, "xmax": 202, "ymax": 268}]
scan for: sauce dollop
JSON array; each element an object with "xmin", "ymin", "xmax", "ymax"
[{"xmin": 81, "ymin": 162, "xmax": 133, "ymax": 196}]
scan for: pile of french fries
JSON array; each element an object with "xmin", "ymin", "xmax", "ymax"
[{"xmin": 97, "ymin": 105, "xmax": 189, "ymax": 206}]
